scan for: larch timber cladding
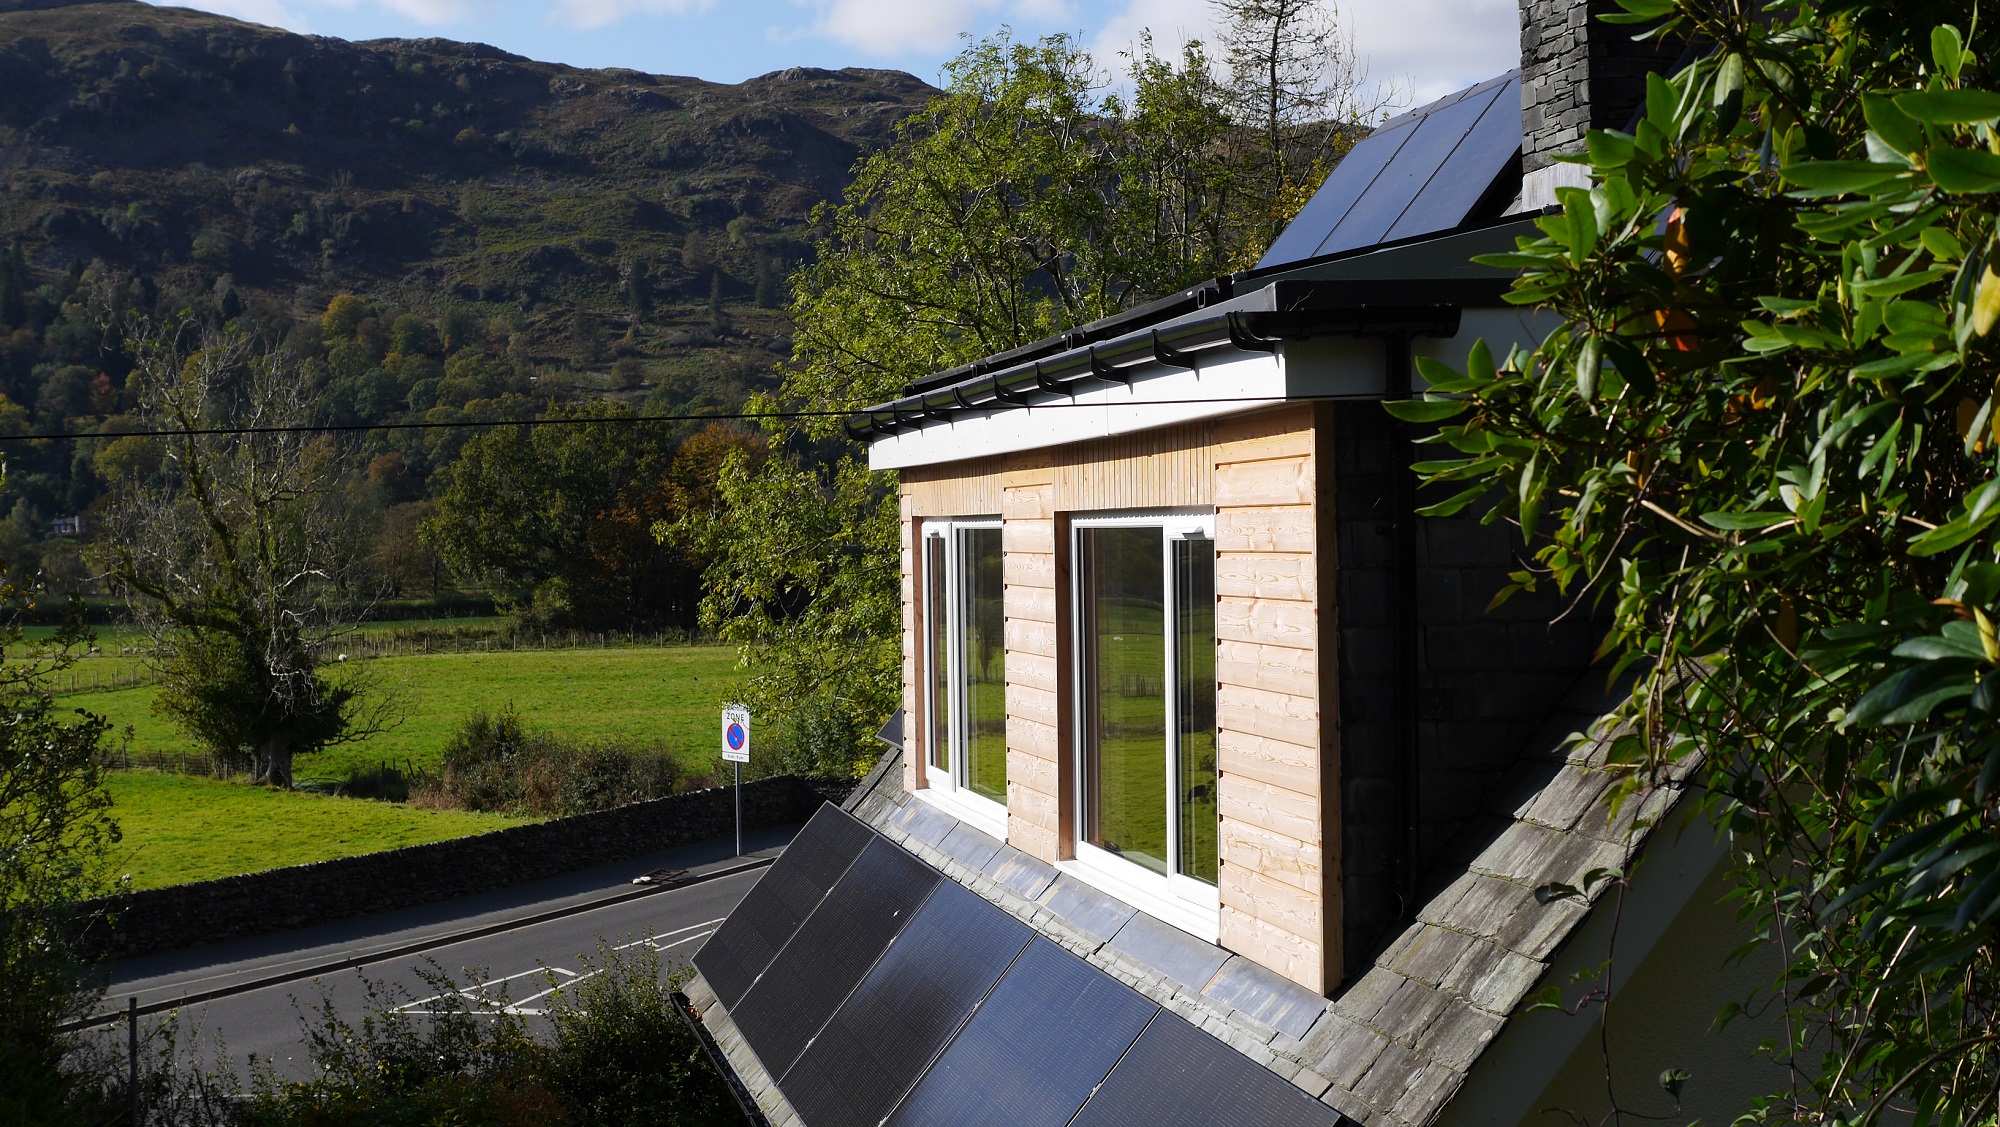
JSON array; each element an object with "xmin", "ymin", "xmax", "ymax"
[{"xmin": 897, "ymin": 405, "xmax": 1339, "ymax": 994}]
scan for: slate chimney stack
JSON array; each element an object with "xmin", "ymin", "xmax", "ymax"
[{"xmin": 1517, "ymin": 0, "xmax": 1680, "ymax": 207}]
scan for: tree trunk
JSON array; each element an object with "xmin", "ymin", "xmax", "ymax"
[{"xmin": 256, "ymin": 734, "xmax": 294, "ymax": 788}]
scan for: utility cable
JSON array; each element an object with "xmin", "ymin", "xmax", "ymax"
[{"xmin": 0, "ymin": 393, "xmax": 1377, "ymax": 444}]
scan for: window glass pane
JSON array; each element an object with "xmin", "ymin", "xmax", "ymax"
[
  {"xmin": 1174, "ymin": 538, "xmax": 1218, "ymax": 885},
  {"xmin": 1081, "ymin": 527, "xmax": 1168, "ymax": 876},
  {"xmin": 925, "ymin": 535, "xmax": 949, "ymax": 775},
  {"xmin": 961, "ymin": 527, "xmax": 1007, "ymax": 803}
]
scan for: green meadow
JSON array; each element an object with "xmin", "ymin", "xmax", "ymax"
[
  {"xmin": 103, "ymin": 771, "xmax": 535, "ymax": 890},
  {"xmin": 70, "ymin": 643, "xmax": 748, "ymax": 782}
]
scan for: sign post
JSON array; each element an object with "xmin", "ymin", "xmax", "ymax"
[{"xmin": 721, "ymin": 704, "xmax": 750, "ymax": 857}]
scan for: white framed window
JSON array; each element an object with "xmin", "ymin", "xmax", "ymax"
[
  {"xmin": 1068, "ymin": 510, "xmax": 1218, "ymax": 934},
  {"xmin": 920, "ymin": 518, "xmax": 1008, "ymax": 835}
]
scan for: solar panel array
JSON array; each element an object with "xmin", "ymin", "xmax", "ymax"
[
  {"xmin": 692, "ymin": 806, "xmax": 1342, "ymax": 1127},
  {"xmin": 1256, "ymin": 72, "xmax": 1522, "ymax": 270}
]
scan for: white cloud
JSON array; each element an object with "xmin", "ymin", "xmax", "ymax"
[
  {"xmin": 550, "ymin": 0, "xmax": 711, "ymax": 30},
  {"xmin": 804, "ymin": 0, "xmax": 1000, "ymax": 57},
  {"xmin": 1342, "ymin": 0, "xmax": 1518, "ymax": 105},
  {"xmin": 1086, "ymin": 0, "xmax": 1217, "ymax": 70},
  {"xmin": 1081, "ymin": 0, "xmax": 1515, "ymax": 108}
]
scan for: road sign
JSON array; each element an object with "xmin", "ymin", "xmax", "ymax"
[{"xmin": 721, "ymin": 704, "xmax": 750, "ymax": 763}]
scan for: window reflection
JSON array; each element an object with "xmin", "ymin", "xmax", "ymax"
[
  {"xmin": 1080, "ymin": 526, "xmax": 1170, "ymax": 876},
  {"xmin": 961, "ymin": 527, "xmax": 1006, "ymax": 802}
]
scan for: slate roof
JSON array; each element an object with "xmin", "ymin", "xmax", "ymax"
[{"xmin": 821, "ymin": 674, "xmax": 1695, "ymax": 1127}]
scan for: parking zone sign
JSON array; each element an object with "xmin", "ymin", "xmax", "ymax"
[{"xmin": 721, "ymin": 704, "xmax": 751, "ymax": 763}]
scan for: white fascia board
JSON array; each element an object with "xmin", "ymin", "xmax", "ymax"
[
  {"xmin": 863, "ymin": 306, "xmax": 1565, "ymax": 472},
  {"xmin": 867, "ymin": 341, "xmax": 1364, "ymax": 472}
]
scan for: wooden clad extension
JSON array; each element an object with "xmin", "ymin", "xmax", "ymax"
[{"xmin": 898, "ymin": 405, "xmax": 1340, "ymax": 993}]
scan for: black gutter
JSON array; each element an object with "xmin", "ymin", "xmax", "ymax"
[
  {"xmin": 900, "ymin": 278, "xmax": 1235, "ymax": 397},
  {"xmin": 846, "ymin": 279, "xmax": 1499, "ymax": 439}
]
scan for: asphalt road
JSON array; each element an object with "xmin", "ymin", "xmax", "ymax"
[{"xmin": 96, "ymin": 825, "xmax": 795, "ymax": 1081}]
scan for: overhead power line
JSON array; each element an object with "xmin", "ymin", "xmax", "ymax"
[{"xmin": 0, "ymin": 394, "xmax": 1366, "ymax": 444}]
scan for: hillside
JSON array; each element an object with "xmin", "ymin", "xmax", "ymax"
[{"xmin": 0, "ymin": 0, "xmax": 934, "ymax": 379}]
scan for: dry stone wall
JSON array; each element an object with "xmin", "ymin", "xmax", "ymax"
[{"xmin": 77, "ymin": 775, "xmax": 851, "ymax": 962}]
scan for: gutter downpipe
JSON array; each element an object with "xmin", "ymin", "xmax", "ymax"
[{"xmin": 1385, "ymin": 332, "xmax": 1422, "ymax": 922}]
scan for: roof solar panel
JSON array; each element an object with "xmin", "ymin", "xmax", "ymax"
[
  {"xmin": 883, "ymin": 939, "xmax": 1159, "ymax": 1127},
  {"xmin": 1254, "ymin": 72, "xmax": 1523, "ymax": 270},
  {"xmin": 1382, "ymin": 77, "xmax": 1523, "ymax": 243},
  {"xmin": 1316, "ymin": 81, "xmax": 1507, "ymax": 256},
  {"xmin": 1256, "ymin": 116, "xmax": 1416, "ymax": 268},
  {"xmin": 728, "ymin": 837, "xmax": 942, "ymax": 1078},
  {"xmin": 693, "ymin": 804, "xmax": 874, "ymax": 1009},
  {"xmin": 1068, "ymin": 1009, "xmax": 1341, "ymax": 1127},
  {"xmin": 780, "ymin": 882, "xmax": 1034, "ymax": 1127}
]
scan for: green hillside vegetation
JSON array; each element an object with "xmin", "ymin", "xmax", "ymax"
[{"xmin": 0, "ymin": 0, "xmax": 932, "ymax": 599}]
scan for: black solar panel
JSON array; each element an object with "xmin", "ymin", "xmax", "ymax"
[
  {"xmin": 1382, "ymin": 82, "xmax": 1521, "ymax": 244},
  {"xmin": 780, "ymin": 882, "xmax": 1033, "ymax": 1127},
  {"xmin": 693, "ymin": 804, "xmax": 874, "ymax": 1009},
  {"xmin": 1257, "ymin": 116, "xmax": 1416, "ymax": 267},
  {"xmin": 1255, "ymin": 73, "xmax": 1522, "ymax": 270},
  {"xmin": 1318, "ymin": 81, "xmax": 1506, "ymax": 255},
  {"xmin": 883, "ymin": 939, "xmax": 1159, "ymax": 1127},
  {"xmin": 728, "ymin": 837, "xmax": 942, "ymax": 1078},
  {"xmin": 1068, "ymin": 1008, "xmax": 1340, "ymax": 1127}
]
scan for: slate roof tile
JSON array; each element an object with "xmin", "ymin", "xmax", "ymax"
[
  {"xmin": 1310, "ymin": 1013, "xmax": 1392, "ymax": 1089},
  {"xmin": 1386, "ymin": 925, "xmax": 1480, "ymax": 988},
  {"xmin": 1372, "ymin": 979, "xmax": 1454, "ymax": 1048},
  {"xmin": 1520, "ymin": 766, "xmax": 1615, "ymax": 831},
  {"xmin": 1461, "ymin": 949, "xmax": 1549, "ymax": 1016},
  {"xmin": 1423, "ymin": 999, "xmax": 1506, "ymax": 1070},
  {"xmin": 938, "ymin": 822, "xmax": 1005, "ymax": 870},
  {"xmin": 1204, "ymin": 955, "xmax": 1324, "ymax": 1040},
  {"xmin": 1399, "ymin": 1062, "xmax": 1468, "ymax": 1125},
  {"xmin": 1438, "ymin": 874, "xmax": 1520, "ymax": 937},
  {"xmin": 1494, "ymin": 894, "xmax": 1591, "ymax": 961}
]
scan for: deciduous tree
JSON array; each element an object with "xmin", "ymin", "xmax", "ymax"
[{"xmin": 97, "ymin": 319, "xmax": 394, "ymax": 786}]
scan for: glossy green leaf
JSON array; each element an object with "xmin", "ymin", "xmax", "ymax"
[
  {"xmin": 1863, "ymin": 93, "xmax": 1925, "ymax": 156},
  {"xmin": 1382, "ymin": 397, "xmax": 1469, "ymax": 423},
  {"xmin": 1926, "ymin": 146, "xmax": 2000, "ymax": 194},
  {"xmin": 1781, "ymin": 160, "xmax": 1910, "ymax": 192},
  {"xmin": 1932, "ymin": 25, "xmax": 1966, "ymax": 81},
  {"xmin": 1896, "ymin": 89, "xmax": 2000, "ymax": 125},
  {"xmin": 1700, "ymin": 510, "xmax": 1796, "ymax": 530}
]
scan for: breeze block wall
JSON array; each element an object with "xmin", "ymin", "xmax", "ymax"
[{"xmin": 76, "ymin": 774, "xmax": 852, "ymax": 962}]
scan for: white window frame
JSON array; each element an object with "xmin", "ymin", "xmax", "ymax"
[
  {"xmin": 917, "ymin": 517, "xmax": 1009, "ymax": 840},
  {"xmin": 1064, "ymin": 509, "xmax": 1219, "ymax": 940}
]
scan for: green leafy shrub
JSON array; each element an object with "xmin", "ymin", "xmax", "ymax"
[
  {"xmin": 419, "ymin": 710, "xmax": 690, "ymax": 816},
  {"xmin": 239, "ymin": 946, "xmax": 739, "ymax": 1127}
]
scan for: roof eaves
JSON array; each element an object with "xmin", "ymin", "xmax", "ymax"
[{"xmin": 844, "ymin": 278, "xmax": 1504, "ymax": 441}]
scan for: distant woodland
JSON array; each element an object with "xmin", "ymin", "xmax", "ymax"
[{"xmin": 0, "ymin": 0, "xmax": 934, "ymax": 616}]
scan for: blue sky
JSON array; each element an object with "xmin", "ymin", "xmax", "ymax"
[{"xmin": 151, "ymin": 0, "xmax": 1520, "ymax": 106}]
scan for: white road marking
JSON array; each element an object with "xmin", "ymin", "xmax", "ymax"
[{"xmin": 389, "ymin": 921, "xmax": 720, "ymax": 1017}]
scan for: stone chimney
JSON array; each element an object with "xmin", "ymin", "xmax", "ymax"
[{"xmin": 1517, "ymin": 0, "xmax": 1680, "ymax": 206}]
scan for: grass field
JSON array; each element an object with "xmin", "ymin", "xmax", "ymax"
[
  {"xmin": 103, "ymin": 771, "xmax": 535, "ymax": 890},
  {"xmin": 69, "ymin": 644, "xmax": 748, "ymax": 782}
]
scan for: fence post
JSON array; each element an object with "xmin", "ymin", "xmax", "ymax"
[{"xmin": 126, "ymin": 995, "xmax": 138, "ymax": 1127}]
